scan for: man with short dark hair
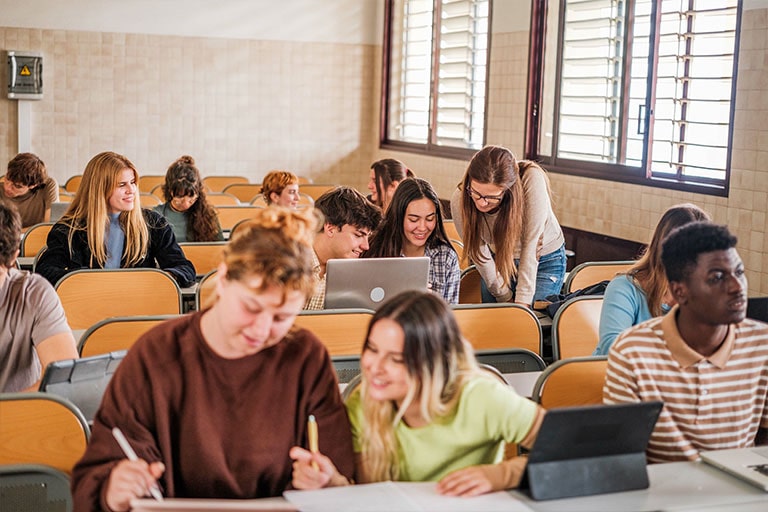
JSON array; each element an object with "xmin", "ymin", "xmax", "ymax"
[
  {"xmin": 305, "ymin": 186, "xmax": 381, "ymax": 310},
  {"xmin": 604, "ymin": 221, "xmax": 768, "ymax": 462},
  {"xmin": 1, "ymin": 152, "xmax": 59, "ymax": 228},
  {"xmin": 0, "ymin": 200, "xmax": 77, "ymax": 392}
]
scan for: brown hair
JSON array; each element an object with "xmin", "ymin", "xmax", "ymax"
[
  {"xmin": 162, "ymin": 155, "xmax": 220, "ymax": 241},
  {"xmin": 6, "ymin": 153, "xmax": 48, "ymax": 189},
  {"xmin": 0, "ymin": 201, "xmax": 22, "ymax": 267},
  {"xmin": 370, "ymin": 159, "xmax": 414, "ymax": 209}
]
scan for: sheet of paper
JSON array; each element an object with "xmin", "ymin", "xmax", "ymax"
[
  {"xmin": 131, "ymin": 497, "xmax": 296, "ymax": 511},
  {"xmin": 283, "ymin": 481, "xmax": 534, "ymax": 512}
]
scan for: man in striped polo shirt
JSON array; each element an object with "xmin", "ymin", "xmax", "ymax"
[{"xmin": 604, "ymin": 221, "xmax": 768, "ymax": 462}]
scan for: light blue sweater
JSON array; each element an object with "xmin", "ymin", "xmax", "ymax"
[{"xmin": 594, "ymin": 274, "xmax": 651, "ymax": 355}]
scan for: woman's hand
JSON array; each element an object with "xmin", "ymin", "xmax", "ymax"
[
  {"xmin": 436, "ymin": 466, "xmax": 494, "ymax": 497},
  {"xmin": 105, "ymin": 459, "xmax": 165, "ymax": 512},
  {"xmin": 289, "ymin": 446, "xmax": 350, "ymax": 489}
]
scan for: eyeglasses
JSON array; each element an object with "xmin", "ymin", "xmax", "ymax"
[{"xmin": 466, "ymin": 186, "xmax": 506, "ymax": 205}]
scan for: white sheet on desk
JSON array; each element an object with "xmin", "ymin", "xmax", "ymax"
[{"xmin": 283, "ymin": 481, "xmax": 533, "ymax": 512}]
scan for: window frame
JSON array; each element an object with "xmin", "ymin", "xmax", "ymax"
[
  {"xmin": 525, "ymin": 0, "xmax": 742, "ymax": 197},
  {"xmin": 380, "ymin": 0, "xmax": 493, "ymax": 160}
]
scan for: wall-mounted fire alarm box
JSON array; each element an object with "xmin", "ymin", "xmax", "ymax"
[{"xmin": 7, "ymin": 50, "xmax": 43, "ymax": 100}]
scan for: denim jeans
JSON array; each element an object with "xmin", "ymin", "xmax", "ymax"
[{"xmin": 480, "ymin": 243, "xmax": 567, "ymax": 304}]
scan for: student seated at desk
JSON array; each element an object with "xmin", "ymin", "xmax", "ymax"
[
  {"xmin": 35, "ymin": 151, "xmax": 195, "ymax": 288},
  {"xmin": 153, "ymin": 155, "xmax": 224, "ymax": 242},
  {"xmin": 604, "ymin": 222, "xmax": 768, "ymax": 462},
  {"xmin": 0, "ymin": 200, "xmax": 78, "ymax": 392},
  {"xmin": 291, "ymin": 290, "xmax": 545, "ymax": 496},
  {"xmin": 71, "ymin": 207, "xmax": 355, "ymax": 511},
  {"xmin": 0, "ymin": 152, "xmax": 59, "ymax": 229},
  {"xmin": 260, "ymin": 170, "xmax": 300, "ymax": 209}
]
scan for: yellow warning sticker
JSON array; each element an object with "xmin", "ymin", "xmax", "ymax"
[{"xmin": 20, "ymin": 65, "xmax": 31, "ymax": 76}]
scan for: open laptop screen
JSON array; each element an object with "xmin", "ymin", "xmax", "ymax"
[{"xmin": 324, "ymin": 257, "xmax": 429, "ymax": 310}]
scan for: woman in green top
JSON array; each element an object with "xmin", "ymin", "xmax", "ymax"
[
  {"xmin": 154, "ymin": 155, "xmax": 223, "ymax": 242},
  {"xmin": 290, "ymin": 290, "xmax": 544, "ymax": 496}
]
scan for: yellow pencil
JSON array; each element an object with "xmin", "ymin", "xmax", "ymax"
[{"xmin": 308, "ymin": 414, "xmax": 319, "ymax": 470}]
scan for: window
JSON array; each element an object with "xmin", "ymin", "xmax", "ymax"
[
  {"xmin": 528, "ymin": 0, "xmax": 741, "ymax": 196},
  {"xmin": 382, "ymin": 0, "xmax": 490, "ymax": 157}
]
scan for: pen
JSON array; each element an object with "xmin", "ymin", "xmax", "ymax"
[
  {"xmin": 308, "ymin": 414, "xmax": 319, "ymax": 470},
  {"xmin": 111, "ymin": 427, "xmax": 164, "ymax": 501}
]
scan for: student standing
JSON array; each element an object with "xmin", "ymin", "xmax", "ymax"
[
  {"xmin": 35, "ymin": 151, "xmax": 195, "ymax": 287},
  {"xmin": 365, "ymin": 178, "xmax": 460, "ymax": 304},
  {"xmin": 1, "ymin": 152, "xmax": 59, "ymax": 229},
  {"xmin": 291, "ymin": 291, "xmax": 544, "ymax": 496},
  {"xmin": 71, "ymin": 207, "xmax": 355, "ymax": 511},
  {"xmin": 154, "ymin": 155, "xmax": 224, "ymax": 242},
  {"xmin": 450, "ymin": 145, "xmax": 565, "ymax": 306},
  {"xmin": 0, "ymin": 201, "xmax": 77, "ymax": 392},
  {"xmin": 594, "ymin": 203, "xmax": 710, "ymax": 355}
]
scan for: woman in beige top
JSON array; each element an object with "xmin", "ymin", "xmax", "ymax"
[{"xmin": 450, "ymin": 145, "xmax": 565, "ymax": 306}]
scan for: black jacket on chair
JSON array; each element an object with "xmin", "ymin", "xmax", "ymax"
[{"xmin": 35, "ymin": 209, "xmax": 196, "ymax": 288}]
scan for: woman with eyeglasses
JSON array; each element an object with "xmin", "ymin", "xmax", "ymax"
[
  {"xmin": 154, "ymin": 155, "xmax": 223, "ymax": 242},
  {"xmin": 450, "ymin": 145, "xmax": 565, "ymax": 306}
]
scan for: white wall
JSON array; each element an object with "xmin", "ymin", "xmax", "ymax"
[{"xmin": 0, "ymin": 0, "xmax": 383, "ymax": 45}]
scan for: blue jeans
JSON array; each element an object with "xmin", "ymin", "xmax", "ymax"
[{"xmin": 481, "ymin": 244, "xmax": 567, "ymax": 304}]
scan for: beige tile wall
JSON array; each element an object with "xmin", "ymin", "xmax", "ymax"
[
  {"xmin": 377, "ymin": 8, "xmax": 768, "ymax": 296},
  {"xmin": 0, "ymin": 28, "xmax": 376, "ymax": 187}
]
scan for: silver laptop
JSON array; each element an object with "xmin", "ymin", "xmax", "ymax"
[
  {"xmin": 324, "ymin": 257, "xmax": 429, "ymax": 310},
  {"xmin": 701, "ymin": 447, "xmax": 768, "ymax": 491}
]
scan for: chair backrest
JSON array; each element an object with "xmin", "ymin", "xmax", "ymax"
[
  {"xmin": 296, "ymin": 175, "xmax": 313, "ymax": 184},
  {"xmin": 179, "ymin": 242, "xmax": 226, "ymax": 278},
  {"xmin": 214, "ymin": 205, "xmax": 261, "ymax": 231},
  {"xmin": 0, "ymin": 393, "xmax": 90, "ymax": 474},
  {"xmin": 63, "ymin": 175, "xmax": 82, "ymax": 194},
  {"xmin": 221, "ymin": 183, "xmax": 262, "ymax": 202},
  {"xmin": 138, "ymin": 175, "xmax": 165, "ymax": 194},
  {"xmin": 57, "ymin": 192, "xmax": 74, "ymax": 203},
  {"xmin": 139, "ymin": 192, "xmax": 161, "ymax": 207},
  {"xmin": 206, "ymin": 192, "xmax": 240, "ymax": 206},
  {"xmin": 78, "ymin": 315, "xmax": 177, "ymax": 357},
  {"xmin": 531, "ymin": 356, "xmax": 608, "ymax": 409},
  {"xmin": 39, "ymin": 352, "xmax": 126, "ymax": 425},
  {"xmin": 330, "ymin": 355, "xmax": 361, "ymax": 384},
  {"xmin": 450, "ymin": 239, "xmax": 468, "ymax": 270},
  {"xmin": 19, "ymin": 222, "xmax": 54, "ymax": 257},
  {"xmin": 293, "ymin": 309, "xmax": 374, "ymax": 356},
  {"xmin": 54, "ymin": 268, "xmax": 183, "ymax": 330},
  {"xmin": 474, "ymin": 348, "xmax": 547, "ymax": 375},
  {"xmin": 458, "ymin": 265, "xmax": 482, "ymax": 304},
  {"xmin": 452, "ymin": 303, "xmax": 543, "ymax": 355},
  {"xmin": 195, "ymin": 269, "xmax": 219, "ymax": 310},
  {"xmin": 442, "ymin": 219, "xmax": 460, "ymax": 243},
  {"xmin": 551, "ymin": 296, "xmax": 604, "ymax": 361},
  {"xmin": 299, "ymin": 184, "xmax": 336, "ymax": 201},
  {"xmin": 249, "ymin": 193, "xmax": 269, "ymax": 207},
  {"xmin": 563, "ymin": 260, "xmax": 635, "ymax": 293},
  {"xmin": 205, "ymin": 175, "xmax": 249, "ymax": 192},
  {"xmin": 0, "ymin": 464, "xmax": 72, "ymax": 512}
]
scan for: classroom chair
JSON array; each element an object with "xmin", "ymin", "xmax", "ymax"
[
  {"xmin": 442, "ymin": 219, "xmax": 461, "ymax": 243},
  {"xmin": 221, "ymin": 183, "xmax": 263, "ymax": 202},
  {"xmin": 39, "ymin": 351, "xmax": 126, "ymax": 425},
  {"xmin": 204, "ymin": 175, "xmax": 249, "ymax": 193},
  {"xmin": 214, "ymin": 205, "xmax": 261, "ymax": 231},
  {"xmin": 551, "ymin": 296, "xmax": 604, "ymax": 361},
  {"xmin": 0, "ymin": 464, "xmax": 72, "ymax": 512},
  {"xmin": 563, "ymin": 260, "xmax": 634, "ymax": 294},
  {"xmin": 474, "ymin": 348, "xmax": 547, "ymax": 375},
  {"xmin": 206, "ymin": 192, "xmax": 240, "ymax": 206},
  {"xmin": 530, "ymin": 356, "xmax": 608, "ymax": 409},
  {"xmin": 78, "ymin": 315, "xmax": 178, "ymax": 356},
  {"xmin": 458, "ymin": 265, "xmax": 482, "ymax": 304},
  {"xmin": 179, "ymin": 241, "xmax": 227, "ymax": 278},
  {"xmin": 138, "ymin": 175, "xmax": 165, "ymax": 194},
  {"xmin": 54, "ymin": 268, "xmax": 183, "ymax": 330},
  {"xmin": 195, "ymin": 269, "xmax": 219, "ymax": 310},
  {"xmin": 293, "ymin": 309, "xmax": 374, "ymax": 356},
  {"xmin": 330, "ymin": 355, "xmax": 361, "ymax": 384},
  {"xmin": 57, "ymin": 192, "xmax": 74, "ymax": 203},
  {"xmin": 19, "ymin": 222, "xmax": 54, "ymax": 257},
  {"xmin": 0, "ymin": 393, "xmax": 90, "ymax": 474},
  {"xmin": 449, "ymin": 238, "xmax": 468, "ymax": 270},
  {"xmin": 50, "ymin": 201, "xmax": 70, "ymax": 221},
  {"xmin": 298, "ymin": 184, "xmax": 336, "ymax": 201},
  {"xmin": 139, "ymin": 192, "xmax": 161, "ymax": 207},
  {"xmin": 452, "ymin": 303, "xmax": 543, "ymax": 356},
  {"xmin": 63, "ymin": 175, "xmax": 82, "ymax": 194},
  {"xmin": 296, "ymin": 175, "xmax": 313, "ymax": 184}
]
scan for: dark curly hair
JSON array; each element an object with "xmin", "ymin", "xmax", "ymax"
[
  {"xmin": 661, "ymin": 221, "xmax": 738, "ymax": 283},
  {"xmin": 161, "ymin": 156, "xmax": 220, "ymax": 241}
]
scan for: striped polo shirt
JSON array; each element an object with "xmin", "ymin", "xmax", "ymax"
[{"xmin": 603, "ymin": 306, "xmax": 768, "ymax": 463}]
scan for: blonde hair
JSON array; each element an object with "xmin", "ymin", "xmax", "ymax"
[
  {"xmin": 260, "ymin": 170, "xmax": 299, "ymax": 205},
  {"xmin": 221, "ymin": 207, "xmax": 318, "ymax": 301},
  {"xmin": 358, "ymin": 291, "xmax": 479, "ymax": 482},
  {"xmin": 459, "ymin": 146, "xmax": 553, "ymax": 286},
  {"xmin": 60, "ymin": 151, "xmax": 149, "ymax": 267}
]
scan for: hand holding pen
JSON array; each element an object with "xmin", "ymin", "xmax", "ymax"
[
  {"xmin": 289, "ymin": 414, "xmax": 351, "ymax": 489},
  {"xmin": 105, "ymin": 427, "xmax": 165, "ymax": 512}
]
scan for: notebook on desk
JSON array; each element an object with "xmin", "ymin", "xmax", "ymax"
[
  {"xmin": 519, "ymin": 401, "xmax": 663, "ymax": 500},
  {"xmin": 700, "ymin": 447, "xmax": 768, "ymax": 491},
  {"xmin": 324, "ymin": 257, "xmax": 429, "ymax": 310}
]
